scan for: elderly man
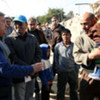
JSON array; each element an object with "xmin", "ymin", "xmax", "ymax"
[
  {"xmin": 73, "ymin": 12, "xmax": 100, "ymax": 100},
  {"xmin": 5, "ymin": 15, "xmax": 42, "ymax": 100},
  {"xmin": 0, "ymin": 12, "xmax": 43, "ymax": 100}
]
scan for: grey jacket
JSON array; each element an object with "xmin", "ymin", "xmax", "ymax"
[
  {"xmin": 73, "ymin": 32, "xmax": 96, "ymax": 71},
  {"xmin": 54, "ymin": 42, "xmax": 78, "ymax": 72}
]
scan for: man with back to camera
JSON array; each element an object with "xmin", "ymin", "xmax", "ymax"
[
  {"xmin": 73, "ymin": 12, "xmax": 100, "ymax": 100},
  {"xmin": 0, "ymin": 12, "xmax": 43, "ymax": 100}
]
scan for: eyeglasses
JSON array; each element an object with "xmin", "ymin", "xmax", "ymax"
[{"xmin": 14, "ymin": 21, "xmax": 23, "ymax": 26}]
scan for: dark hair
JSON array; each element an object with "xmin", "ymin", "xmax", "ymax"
[
  {"xmin": 5, "ymin": 17, "xmax": 12, "ymax": 21},
  {"xmin": 0, "ymin": 12, "xmax": 5, "ymax": 17},
  {"xmin": 61, "ymin": 28, "xmax": 71, "ymax": 35},
  {"xmin": 37, "ymin": 22, "xmax": 41, "ymax": 25}
]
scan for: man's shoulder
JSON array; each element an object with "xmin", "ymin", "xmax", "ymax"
[
  {"xmin": 27, "ymin": 32, "xmax": 35, "ymax": 38},
  {"xmin": 27, "ymin": 32, "xmax": 39, "ymax": 43},
  {"xmin": 58, "ymin": 24, "xmax": 65, "ymax": 29},
  {"xmin": 28, "ymin": 32, "xmax": 38, "ymax": 39},
  {"xmin": 7, "ymin": 30, "xmax": 18, "ymax": 38},
  {"xmin": 74, "ymin": 32, "xmax": 85, "ymax": 43}
]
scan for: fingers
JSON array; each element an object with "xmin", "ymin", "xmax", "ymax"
[
  {"xmin": 89, "ymin": 79, "xmax": 94, "ymax": 85},
  {"xmin": 93, "ymin": 37, "xmax": 100, "ymax": 43},
  {"xmin": 32, "ymin": 62, "xmax": 44, "ymax": 74}
]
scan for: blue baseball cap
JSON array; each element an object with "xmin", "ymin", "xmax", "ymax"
[{"xmin": 13, "ymin": 15, "xmax": 27, "ymax": 23}]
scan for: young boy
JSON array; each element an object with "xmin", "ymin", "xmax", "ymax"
[
  {"xmin": 54, "ymin": 29, "xmax": 78, "ymax": 100},
  {"xmin": 39, "ymin": 44, "xmax": 53, "ymax": 100}
]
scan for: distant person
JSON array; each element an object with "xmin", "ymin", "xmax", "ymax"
[
  {"xmin": 44, "ymin": 22, "xmax": 52, "ymax": 41},
  {"xmin": 50, "ymin": 22, "xmax": 63, "ymax": 77},
  {"xmin": 3, "ymin": 17, "xmax": 13, "ymax": 40},
  {"xmin": 36, "ymin": 22, "xmax": 43, "ymax": 31},
  {"xmin": 50, "ymin": 17, "xmax": 65, "ymax": 52},
  {"xmin": 5, "ymin": 15, "xmax": 42, "ymax": 100},
  {"xmin": 54, "ymin": 29, "xmax": 78, "ymax": 100},
  {"xmin": 0, "ymin": 12, "xmax": 43, "ymax": 100},
  {"xmin": 28, "ymin": 17, "xmax": 47, "ymax": 44},
  {"xmin": 51, "ymin": 17, "xmax": 65, "ymax": 31},
  {"xmin": 50, "ymin": 22, "xmax": 62, "ymax": 52}
]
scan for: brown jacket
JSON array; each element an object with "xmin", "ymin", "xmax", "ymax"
[{"xmin": 51, "ymin": 28, "xmax": 62, "ymax": 52}]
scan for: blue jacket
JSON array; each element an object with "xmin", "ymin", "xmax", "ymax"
[
  {"xmin": 0, "ymin": 46, "xmax": 33, "ymax": 86},
  {"xmin": 39, "ymin": 44, "xmax": 53, "ymax": 86}
]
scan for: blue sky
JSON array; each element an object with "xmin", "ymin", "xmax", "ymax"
[{"xmin": 0, "ymin": 0, "xmax": 95, "ymax": 18}]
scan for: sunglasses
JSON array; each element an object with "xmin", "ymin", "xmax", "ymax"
[{"xmin": 14, "ymin": 21, "xmax": 23, "ymax": 26}]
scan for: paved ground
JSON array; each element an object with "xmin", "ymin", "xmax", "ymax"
[
  {"xmin": 35, "ymin": 74, "xmax": 71, "ymax": 100},
  {"xmin": 49, "ymin": 74, "xmax": 71, "ymax": 100}
]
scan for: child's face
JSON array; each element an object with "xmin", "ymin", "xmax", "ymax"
[
  {"xmin": 61, "ymin": 32, "xmax": 71, "ymax": 43},
  {"xmin": 47, "ymin": 48, "xmax": 50, "ymax": 58}
]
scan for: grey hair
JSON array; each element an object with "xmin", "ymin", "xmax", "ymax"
[
  {"xmin": 28, "ymin": 17, "xmax": 36, "ymax": 22},
  {"xmin": 0, "ymin": 12, "xmax": 5, "ymax": 17}
]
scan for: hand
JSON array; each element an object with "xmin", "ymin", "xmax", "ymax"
[
  {"xmin": 31, "ymin": 62, "xmax": 43, "ymax": 75},
  {"xmin": 80, "ymin": 70, "xmax": 94, "ymax": 84},
  {"xmin": 88, "ymin": 48, "xmax": 100, "ymax": 60},
  {"xmin": 93, "ymin": 37, "xmax": 100, "ymax": 43}
]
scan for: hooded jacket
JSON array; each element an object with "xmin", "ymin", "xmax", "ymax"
[{"xmin": 39, "ymin": 44, "xmax": 53, "ymax": 86}]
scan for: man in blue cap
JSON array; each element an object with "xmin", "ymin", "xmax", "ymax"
[
  {"xmin": 0, "ymin": 12, "xmax": 43, "ymax": 100},
  {"xmin": 5, "ymin": 15, "xmax": 42, "ymax": 100}
]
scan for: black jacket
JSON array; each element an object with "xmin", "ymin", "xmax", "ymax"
[
  {"xmin": 5, "ymin": 31, "xmax": 42, "ymax": 83},
  {"xmin": 28, "ymin": 29, "xmax": 48, "ymax": 44}
]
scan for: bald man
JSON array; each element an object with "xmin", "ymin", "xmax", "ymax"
[{"xmin": 73, "ymin": 12, "xmax": 100, "ymax": 100}]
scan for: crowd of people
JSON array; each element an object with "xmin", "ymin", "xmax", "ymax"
[{"xmin": 0, "ymin": 11, "xmax": 100, "ymax": 100}]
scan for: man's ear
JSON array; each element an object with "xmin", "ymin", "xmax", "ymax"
[{"xmin": 25, "ymin": 23, "xmax": 28, "ymax": 31}]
